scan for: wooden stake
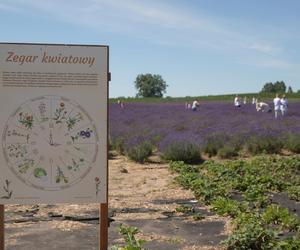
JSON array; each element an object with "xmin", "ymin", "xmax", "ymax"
[
  {"xmin": 100, "ymin": 203, "xmax": 108, "ymax": 250},
  {"xmin": 0, "ymin": 205, "xmax": 4, "ymax": 250},
  {"xmin": 100, "ymin": 48, "xmax": 109, "ymax": 250}
]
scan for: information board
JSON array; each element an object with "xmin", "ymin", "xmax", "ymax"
[{"xmin": 0, "ymin": 43, "xmax": 108, "ymax": 204}]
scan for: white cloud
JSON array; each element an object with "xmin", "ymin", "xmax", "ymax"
[
  {"xmin": 248, "ymin": 42, "xmax": 281, "ymax": 55},
  {"xmin": 0, "ymin": 3, "xmax": 20, "ymax": 12},
  {"xmin": 2, "ymin": 0, "xmax": 293, "ymax": 69},
  {"xmin": 254, "ymin": 59, "xmax": 293, "ymax": 69}
]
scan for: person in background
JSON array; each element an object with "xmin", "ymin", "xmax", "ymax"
[
  {"xmin": 280, "ymin": 95, "xmax": 288, "ymax": 116},
  {"xmin": 234, "ymin": 95, "xmax": 241, "ymax": 107},
  {"xmin": 252, "ymin": 97, "xmax": 256, "ymax": 105},
  {"xmin": 273, "ymin": 94, "xmax": 281, "ymax": 118},
  {"xmin": 243, "ymin": 96, "xmax": 247, "ymax": 104},
  {"xmin": 256, "ymin": 101, "xmax": 271, "ymax": 112},
  {"xmin": 191, "ymin": 100, "xmax": 200, "ymax": 111}
]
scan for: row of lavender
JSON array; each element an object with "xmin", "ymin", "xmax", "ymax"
[{"xmin": 109, "ymin": 101, "xmax": 300, "ymax": 159}]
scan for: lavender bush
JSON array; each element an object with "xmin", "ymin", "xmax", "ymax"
[{"xmin": 109, "ymin": 101, "xmax": 300, "ymax": 160}]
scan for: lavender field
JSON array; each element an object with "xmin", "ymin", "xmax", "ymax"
[
  {"xmin": 109, "ymin": 101, "xmax": 300, "ymax": 248},
  {"xmin": 109, "ymin": 101, "xmax": 300, "ymax": 156}
]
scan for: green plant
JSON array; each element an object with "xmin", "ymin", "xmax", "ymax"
[
  {"xmin": 192, "ymin": 212, "xmax": 205, "ymax": 221},
  {"xmin": 277, "ymin": 235, "xmax": 300, "ymax": 250},
  {"xmin": 217, "ymin": 145, "xmax": 238, "ymax": 159},
  {"xmin": 223, "ymin": 219, "xmax": 278, "ymax": 250},
  {"xmin": 203, "ymin": 133, "xmax": 229, "ymax": 157},
  {"xmin": 263, "ymin": 204, "xmax": 300, "ymax": 231},
  {"xmin": 211, "ymin": 198, "xmax": 247, "ymax": 217},
  {"xmin": 162, "ymin": 141, "xmax": 202, "ymax": 164},
  {"xmin": 126, "ymin": 142, "xmax": 152, "ymax": 163},
  {"xmin": 287, "ymin": 186, "xmax": 300, "ymax": 201},
  {"xmin": 243, "ymin": 185, "xmax": 269, "ymax": 208},
  {"xmin": 169, "ymin": 156, "xmax": 300, "ymax": 249},
  {"xmin": 111, "ymin": 137, "xmax": 125, "ymax": 155},
  {"xmin": 286, "ymin": 134, "xmax": 300, "ymax": 153},
  {"xmin": 110, "ymin": 224, "xmax": 146, "ymax": 250},
  {"xmin": 174, "ymin": 172, "xmax": 199, "ymax": 189},
  {"xmin": 169, "ymin": 161, "xmax": 187, "ymax": 173},
  {"xmin": 175, "ymin": 204, "xmax": 193, "ymax": 213},
  {"xmin": 245, "ymin": 135, "xmax": 283, "ymax": 155}
]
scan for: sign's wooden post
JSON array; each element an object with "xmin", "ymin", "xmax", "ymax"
[
  {"xmin": 100, "ymin": 203, "xmax": 108, "ymax": 250},
  {"xmin": 0, "ymin": 205, "xmax": 4, "ymax": 250}
]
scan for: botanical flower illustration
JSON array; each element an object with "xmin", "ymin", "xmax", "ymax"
[
  {"xmin": 95, "ymin": 177, "xmax": 101, "ymax": 195},
  {"xmin": 1, "ymin": 179, "xmax": 13, "ymax": 199},
  {"xmin": 53, "ymin": 102, "xmax": 67, "ymax": 124},
  {"xmin": 18, "ymin": 112, "xmax": 34, "ymax": 129},
  {"xmin": 18, "ymin": 159, "xmax": 35, "ymax": 174},
  {"xmin": 55, "ymin": 167, "xmax": 69, "ymax": 184},
  {"xmin": 67, "ymin": 158, "xmax": 85, "ymax": 172},
  {"xmin": 7, "ymin": 144, "xmax": 28, "ymax": 159},
  {"xmin": 67, "ymin": 112, "xmax": 83, "ymax": 131},
  {"xmin": 71, "ymin": 128, "xmax": 93, "ymax": 142}
]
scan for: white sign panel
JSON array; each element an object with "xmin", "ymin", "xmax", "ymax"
[{"xmin": 0, "ymin": 43, "xmax": 108, "ymax": 204}]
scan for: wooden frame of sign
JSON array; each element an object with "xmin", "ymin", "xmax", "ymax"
[{"xmin": 0, "ymin": 43, "xmax": 110, "ymax": 250}]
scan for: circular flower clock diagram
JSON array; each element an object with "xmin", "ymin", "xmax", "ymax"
[{"xmin": 2, "ymin": 95, "xmax": 99, "ymax": 191}]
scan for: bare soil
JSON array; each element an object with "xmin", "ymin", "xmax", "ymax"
[{"xmin": 4, "ymin": 153, "xmax": 230, "ymax": 250}]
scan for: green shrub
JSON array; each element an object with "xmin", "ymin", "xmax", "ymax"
[
  {"xmin": 126, "ymin": 142, "xmax": 153, "ymax": 163},
  {"xmin": 286, "ymin": 134, "xmax": 300, "ymax": 153},
  {"xmin": 263, "ymin": 204, "xmax": 300, "ymax": 231},
  {"xmin": 174, "ymin": 172, "xmax": 199, "ymax": 189},
  {"xmin": 203, "ymin": 133, "xmax": 228, "ymax": 157},
  {"xmin": 277, "ymin": 236, "xmax": 300, "ymax": 250},
  {"xmin": 211, "ymin": 198, "xmax": 247, "ymax": 217},
  {"xmin": 111, "ymin": 137, "xmax": 125, "ymax": 155},
  {"xmin": 243, "ymin": 184, "xmax": 269, "ymax": 208},
  {"xmin": 169, "ymin": 161, "xmax": 186, "ymax": 173},
  {"xmin": 217, "ymin": 145, "xmax": 238, "ymax": 159},
  {"xmin": 191, "ymin": 178, "xmax": 231, "ymax": 203},
  {"xmin": 287, "ymin": 186, "xmax": 300, "ymax": 201},
  {"xmin": 162, "ymin": 142, "xmax": 202, "ymax": 164},
  {"xmin": 223, "ymin": 221, "xmax": 278, "ymax": 250},
  {"xmin": 245, "ymin": 135, "xmax": 283, "ymax": 155}
]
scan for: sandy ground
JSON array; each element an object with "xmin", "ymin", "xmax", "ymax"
[{"xmin": 4, "ymin": 153, "xmax": 230, "ymax": 249}]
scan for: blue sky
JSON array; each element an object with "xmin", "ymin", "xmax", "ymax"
[{"xmin": 1, "ymin": 0, "xmax": 300, "ymax": 97}]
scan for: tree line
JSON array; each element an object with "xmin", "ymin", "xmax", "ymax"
[
  {"xmin": 134, "ymin": 73, "xmax": 298, "ymax": 98},
  {"xmin": 260, "ymin": 81, "xmax": 297, "ymax": 94}
]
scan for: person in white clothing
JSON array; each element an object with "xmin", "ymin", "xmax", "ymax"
[
  {"xmin": 252, "ymin": 97, "xmax": 256, "ymax": 105},
  {"xmin": 191, "ymin": 100, "xmax": 200, "ymax": 111},
  {"xmin": 280, "ymin": 95, "xmax": 288, "ymax": 116},
  {"xmin": 273, "ymin": 94, "xmax": 281, "ymax": 118},
  {"xmin": 256, "ymin": 102, "xmax": 271, "ymax": 112},
  {"xmin": 234, "ymin": 95, "xmax": 241, "ymax": 107},
  {"xmin": 243, "ymin": 96, "xmax": 247, "ymax": 104}
]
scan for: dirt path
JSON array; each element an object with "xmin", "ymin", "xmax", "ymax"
[{"xmin": 4, "ymin": 154, "xmax": 229, "ymax": 249}]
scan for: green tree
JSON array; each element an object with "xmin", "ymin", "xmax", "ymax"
[
  {"xmin": 287, "ymin": 86, "xmax": 293, "ymax": 94},
  {"xmin": 135, "ymin": 74, "xmax": 168, "ymax": 98},
  {"xmin": 261, "ymin": 81, "xmax": 286, "ymax": 93},
  {"xmin": 273, "ymin": 81, "xmax": 286, "ymax": 93},
  {"xmin": 261, "ymin": 82, "xmax": 275, "ymax": 93}
]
